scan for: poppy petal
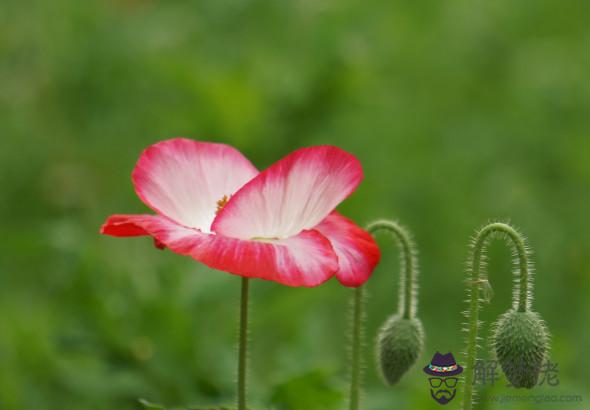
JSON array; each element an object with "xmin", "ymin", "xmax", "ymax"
[
  {"xmin": 100, "ymin": 214, "xmax": 151, "ymax": 236},
  {"xmin": 212, "ymin": 146, "xmax": 363, "ymax": 240},
  {"xmin": 313, "ymin": 212, "xmax": 381, "ymax": 287},
  {"xmin": 100, "ymin": 214, "xmax": 339, "ymax": 287},
  {"xmin": 132, "ymin": 138, "xmax": 258, "ymax": 232}
]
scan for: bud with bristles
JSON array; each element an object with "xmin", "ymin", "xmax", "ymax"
[
  {"xmin": 492, "ymin": 309, "xmax": 549, "ymax": 388},
  {"xmin": 461, "ymin": 222, "xmax": 552, "ymax": 410},
  {"xmin": 377, "ymin": 314, "xmax": 424, "ymax": 386}
]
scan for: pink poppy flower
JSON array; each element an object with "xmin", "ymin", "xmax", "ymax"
[{"xmin": 101, "ymin": 138, "xmax": 380, "ymax": 287}]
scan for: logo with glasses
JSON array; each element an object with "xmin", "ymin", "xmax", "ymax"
[{"xmin": 423, "ymin": 352, "xmax": 463, "ymax": 405}]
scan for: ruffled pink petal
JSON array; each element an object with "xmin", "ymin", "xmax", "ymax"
[
  {"xmin": 313, "ymin": 212, "xmax": 381, "ymax": 287},
  {"xmin": 132, "ymin": 138, "xmax": 258, "ymax": 232},
  {"xmin": 101, "ymin": 214, "xmax": 339, "ymax": 287},
  {"xmin": 212, "ymin": 146, "xmax": 363, "ymax": 240}
]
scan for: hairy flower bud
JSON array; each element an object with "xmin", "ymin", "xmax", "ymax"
[
  {"xmin": 377, "ymin": 315, "xmax": 424, "ymax": 385},
  {"xmin": 492, "ymin": 309, "xmax": 549, "ymax": 388}
]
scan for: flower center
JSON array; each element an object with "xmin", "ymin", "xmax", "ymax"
[{"xmin": 215, "ymin": 194, "xmax": 230, "ymax": 214}]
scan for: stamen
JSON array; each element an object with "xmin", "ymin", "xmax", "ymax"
[{"xmin": 216, "ymin": 194, "xmax": 230, "ymax": 214}]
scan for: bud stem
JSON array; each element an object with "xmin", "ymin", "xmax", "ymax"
[
  {"xmin": 366, "ymin": 220, "xmax": 418, "ymax": 319},
  {"xmin": 237, "ymin": 277, "xmax": 250, "ymax": 410},
  {"xmin": 462, "ymin": 222, "xmax": 532, "ymax": 410},
  {"xmin": 348, "ymin": 220, "xmax": 418, "ymax": 410}
]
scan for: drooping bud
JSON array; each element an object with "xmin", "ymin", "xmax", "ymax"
[
  {"xmin": 492, "ymin": 309, "xmax": 549, "ymax": 388},
  {"xmin": 376, "ymin": 315, "xmax": 424, "ymax": 385}
]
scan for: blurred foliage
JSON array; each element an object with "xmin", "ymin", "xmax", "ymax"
[{"xmin": 1, "ymin": 0, "xmax": 590, "ymax": 409}]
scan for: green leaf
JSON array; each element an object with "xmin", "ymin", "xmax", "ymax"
[{"xmin": 138, "ymin": 399, "xmax": 166, "ymax": 409}]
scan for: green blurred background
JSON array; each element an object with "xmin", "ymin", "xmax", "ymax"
[{"xmin": 1, "ymin": 0, "xmax": 589, "ymax": 409}]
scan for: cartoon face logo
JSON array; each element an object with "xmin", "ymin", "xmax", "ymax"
[{"xmin": 423, "ymin": 352, "xmax": 463, "ymax": 405}]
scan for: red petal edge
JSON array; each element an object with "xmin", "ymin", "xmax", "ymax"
[
  {"xmin": 100, "ymin": 214, "xmax": 339, "ymax": 287},
  {"xmin": 313, "ymin": 212, "xmax": 381, "ymax": 287}
]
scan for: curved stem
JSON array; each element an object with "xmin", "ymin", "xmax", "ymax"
[
  {"xmin": 366, "ymin": 220, "xmax": 417, "ymax": 319},
  {"xmin": 348, "ymin": 220, "xmax": 418, "ymax": 410},
  {"xmin": 237, "ymin": 277, "xmax": 250, "ymax": 410},
  {"xmin": 462, "ymin": 222, "xmax": 531, "ymax": 410}
]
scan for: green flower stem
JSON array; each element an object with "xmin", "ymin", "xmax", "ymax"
[
  {"xmin": 348, "ymin": 220, "xmax": 417, "ymax": 410},
  {"xmin": 462, "ymin": 222, "xmax": 531, "ymax": 410},
  {"xmin": 349, "ymin": 285, "xmax": 364, "ymax": 410},
  {"xmin": 366, "ymin": 220, "xmax": 417, "ymax": 319},
  {"xmin": 237, "ymin": 277, "xmax": 250, "ymax": 410}
]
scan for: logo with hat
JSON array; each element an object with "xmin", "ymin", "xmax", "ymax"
[{"xmin": 423, "ymin": 352, "xmax": 463, "ymax": 405}]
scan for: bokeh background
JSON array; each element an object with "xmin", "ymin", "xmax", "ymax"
[{"xmin": 1, "ymin": 0, "xmax": 589, "ymax": 409}]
